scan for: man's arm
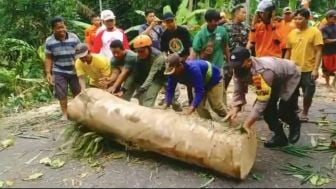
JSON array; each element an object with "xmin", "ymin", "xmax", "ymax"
[
  {"xmin": 191, "ymin": 32, "xmax": 202, "ymax": 59},
  {"xmin": 78, "ymin": 75, "xmax": 86, "ymax": 92},
  {"xmin": 140, "ymin": 22, "xmax": 157, "ymax": 36},
  {"xmin": 165, "ymin": 76, "xmax": 178, "ymax": 107},
  {"xmin": 189, "ymin": 66, "xmax": 205, "ymax": 110},
  {"xmin": 108, "ymin": 67, "xmax": 131, "ymax": 93},
  {"xmin": 109, "ymin": 68, "xmax": 121, "ymax": 83},
  {"xmin": 224, "ymin": 73, "xmax": 248, "ymax": 121},
  {"xmin": 44, "ymin": 53, "xmax": 53, "ymax": 85},
  {"xmin": 140, "ymin": 54, "xmax": 165, "ymax": 90},
  {"xmin": 312, "ymin": 45, "xmax": 322, "ymax": 80},
  {"xmin": 223, "ymin": 30, "xmax": 230, "ymax": 64},
  {"xmin": 324, "ymin": 38, "xmax": 336, "ymax": 43},
  {"xmin": 284, "ymin": 48, "xmax": 291, "ymax": 60},
  {"xmin": 223, "ymin": 43, "xmax": 230, "ymax": 64}
]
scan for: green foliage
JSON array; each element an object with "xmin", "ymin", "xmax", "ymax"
[{"xmin": 0, "ymin": 38, "xmax": 52, "ymax": 115}]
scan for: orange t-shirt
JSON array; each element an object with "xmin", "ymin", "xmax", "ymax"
[
  {"xmin": 85, "ymin": 25, "xmax": 99, "ymax": 50},
  {"xmin": 249, "ymin": 23, "xmax": 282, "ymax": 57},
  {"xmin": 278, "ymin": 20, "xmax": 296, "ymax": 49}
]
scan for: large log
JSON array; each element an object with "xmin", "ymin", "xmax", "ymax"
[{"xmin": 67, "ymin": 88, "xmax": 257, "ymax": 179}]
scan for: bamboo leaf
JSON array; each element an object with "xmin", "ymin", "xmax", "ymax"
[
  {"xmin": 310, "ymin": 136, "xmax": 317, "ymax": 147},
  {"xmin": 5, "ymin": 180, "xmax": 14, "ymax": 187},
  {"xmin": 50, "ymin": 159, "xmax": 65, "ymax": 169},
  {"xmin": 331, "ymin": 154, "xmax": 336, "ymax": 169},
  {"xmin": 199, "ymin": 177, "xmax": 215, "ymax": 188},
  {"xmin": 1, "ymin": 139, "xmax": 14, "ymax": 148},
  {"xmin": 252, "ymin": 172, "xmax": 263, "ymax": 181},
  {"xmin": 39, "ymin": 157, "xmax": 52, "ymax": 165},
  {"xmin": 293, "ymin": 174, "xmax": 305, "ymax": 179},
  {"xmin": 23, "ymin": 172, "xmax": 43, "ymax": 181}
]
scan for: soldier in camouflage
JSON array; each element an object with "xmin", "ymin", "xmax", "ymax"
[{"xmin": 224, "ymin": 5, "xmax": 250, "ymax": 90}]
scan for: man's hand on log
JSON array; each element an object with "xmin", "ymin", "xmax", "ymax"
[
  {"xmin": 183, "ymin": 107, "xmax": 195, "ymax": 115},
  {"xmin": 223, "ymin": 106, "xmax": 240, "ymax": 122},
  {"xmin": 242, "ymin": 123, "xmax": 255, "ymax": 138}
]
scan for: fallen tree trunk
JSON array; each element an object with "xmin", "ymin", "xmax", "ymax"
[{"xmin": 67, "ymin": 88, "xmax": 257, "ymax": 179}]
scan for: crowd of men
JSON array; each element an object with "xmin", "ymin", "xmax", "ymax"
[{"xmin": 44, "ymin": 0, "xmax": 336, "ymax": 148}]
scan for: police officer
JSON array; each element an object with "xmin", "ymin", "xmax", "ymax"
[{"xmin": 224, "ymin": 47, "xmax": 301, "ymax": 148}]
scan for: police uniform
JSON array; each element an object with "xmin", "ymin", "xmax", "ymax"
[{"xmin": 231, "ymin": 50, "xmax": 302, "ymax": 147}]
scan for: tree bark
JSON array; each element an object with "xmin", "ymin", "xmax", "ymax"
[{"xmin": 67, "ymin": 88, "xmax": 258, "ymax": 179}]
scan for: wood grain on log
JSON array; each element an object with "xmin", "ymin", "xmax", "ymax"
[{"xmin": 67, "ymin": 88, "xmax": 257, "ymax": 179}]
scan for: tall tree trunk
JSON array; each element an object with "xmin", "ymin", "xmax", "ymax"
[
  {"xmin": 67, "ymin": 88, "xmax": 258, "ymax": 179},
  {"xmin": 188, "ymin": 0, "xmax": 193, "ymax": 11}
]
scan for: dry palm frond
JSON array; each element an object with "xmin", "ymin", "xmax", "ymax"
[{"xmin": 76, "ymin": 1, "xmax": 95, "ymax": 18}]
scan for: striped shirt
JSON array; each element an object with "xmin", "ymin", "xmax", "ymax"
[{"xmin": 45, "ymin": 32, "xmax": 80, "ymax": 75}]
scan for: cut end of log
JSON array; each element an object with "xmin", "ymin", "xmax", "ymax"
[{"xmin": 238, "ymin": 131, "xmax": 258, "ymax": 179}]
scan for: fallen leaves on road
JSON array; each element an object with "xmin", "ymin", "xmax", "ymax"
[
  {"xmin": 106, "ymin": 151, "xmax": 126, "ymax": 160},
  {"xmin": 279, "ymin": 163, "xmax": 331, "ymax": 186},
  {"xmin": 1, "ymin": 139, "xmax": 14, "ymax": 149},
  {"xmin": 199, "ymin": 177, "xmax": 215, "ymax": 188},
  {"xmin": 252, "ymin": 172, "xmax": 263, "ymax": 181},
  {"xmin": 331, "ymin": 154, "xmax": 336, "ymax": 170},
  {"xmin": 23, "ymin": 172, "xmax": 43, "ymax": 181},
  {"xmin": 0, "ymin": 180, "xmax": 12, "ymax": 188},
  {"xmin": 39, "ymin": 157, "xmax": 65, "ymax": 169}
]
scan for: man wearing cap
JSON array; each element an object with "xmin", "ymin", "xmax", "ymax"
[
  {"xmin": 159, "ymin": 12, "xmax": 193, "ymax": 110},
  {"xmin": 120, "ymin": 35, "xmax": 166, "ymax": 107},
  {"xmin": 225, "ymin": 47, "xmax": 301, "ymax": 148},
  {"xmin": 92, "ymin": 10, "xmax": 129, "ymax": 61},
  {"xmin": 161, "ymin": 12, "xmax": 192, "ymax": 60},
  {"xmin": 44, "ymin": 16, "xmax": 81, "ymax": 120},
  {"xmin": 164, "ymin": 53, "xmax": 226, "ymax": 120},
  {"xmin": 247, "ymin": 0, "xmax": 282, "ymax": 58},
  {"xmin": 279, "ymin": 7, "xmax": 296, "ymax": 58},
  {"xmin": 320, "ymin": 9, "xmax": 336, "ymax": 88},
  {"xmin": 74, "ymin": 43, "xmax": 111, "ymax": 91},
  {"xmin": 139, "ymin": 9, "xmax": 164, "ymax": 50},
  {"xmin": 285, "ymin": 8, "xmax": 323, "ymax": 122}
]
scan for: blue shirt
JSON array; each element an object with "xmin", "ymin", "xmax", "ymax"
[
  {"xmin": 165, "ymin": 60, "xmax": 222, "ymax": 108},
  {"xmin": 45, "ymin": 32, "xmax": 80, "ymax": 75}
]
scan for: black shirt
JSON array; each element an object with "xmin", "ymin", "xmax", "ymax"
[
  {"xmin": 321, "ymin": 24, "xmax": 336, "ymax": 55},
  {"xmin": 160, "ymin": 26, "xmax": 192, "ymax": 57}
]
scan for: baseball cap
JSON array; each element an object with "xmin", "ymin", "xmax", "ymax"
[
  {"xmin": 164, "ymin": 53, "xmax": 181, "ymax": 75},
  {"xmin": 256, "ymin": 0, "xmax": 274, "ymax": 13},
  {"xmin": 229, "ymin": 47, "xmax": 251, "ymax": 68},
  {"xmin": 75, "ymin": 43, "xmax": 89, "ymax": 59},
  {"xmin": 101, "ymin": 10, "xmax": 116, "ymax": 21},
  {"xmin": 326, "ymin": 10, "xmax": 336, "ymax": 17},
  {"xmin": 163, "ymin": 12, "xmax": 175, "ymax": 21},
  {"xmin": 283, "ymin": 7, "xmax": 292, "ymax": 13}
]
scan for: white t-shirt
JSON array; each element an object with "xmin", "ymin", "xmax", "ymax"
[{"xmin": 99, "ymin": 29, "xmax": 124, "ymax": 61}]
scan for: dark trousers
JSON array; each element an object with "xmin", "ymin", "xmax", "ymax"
[{"xmin": 263, "ymin": 86, "xmax": 301, "ymax": 136}]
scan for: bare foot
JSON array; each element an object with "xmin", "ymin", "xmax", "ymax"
[{"xmin": 60, "ymin": 114, "xmax": 68, "ymax": 121}]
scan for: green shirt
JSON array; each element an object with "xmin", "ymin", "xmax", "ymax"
[
  {"xmin": 110, "ymin": 50, "xmax": 137, "ymax": 69},
  {"xmin": 192, "ymin": 25, "xmax": 229, "ymax": 68}
]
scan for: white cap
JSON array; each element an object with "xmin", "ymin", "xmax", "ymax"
[
  {"xmin": 256, "ymin": 0, "xmax": 274, "ymax": 13},
  {"xmin": 101, "ymin": 10, "xmax": 116, "ymax": 21}
]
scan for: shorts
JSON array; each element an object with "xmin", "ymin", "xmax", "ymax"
[
  {"xmin": 53, "ymin": 73, "xmax": 81, "ymax": 99},
  {"xmin": 299, "ymin": 72, "xmax": 316, "ymax": 99},
  {"xmin": 322, "ymin": 54, "xmax": 336, "ymax": 73}
]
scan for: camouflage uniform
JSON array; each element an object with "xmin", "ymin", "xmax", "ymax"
[{"xmin": 223, "ymin": 22, "xmax": 250, "ymax": 92}]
